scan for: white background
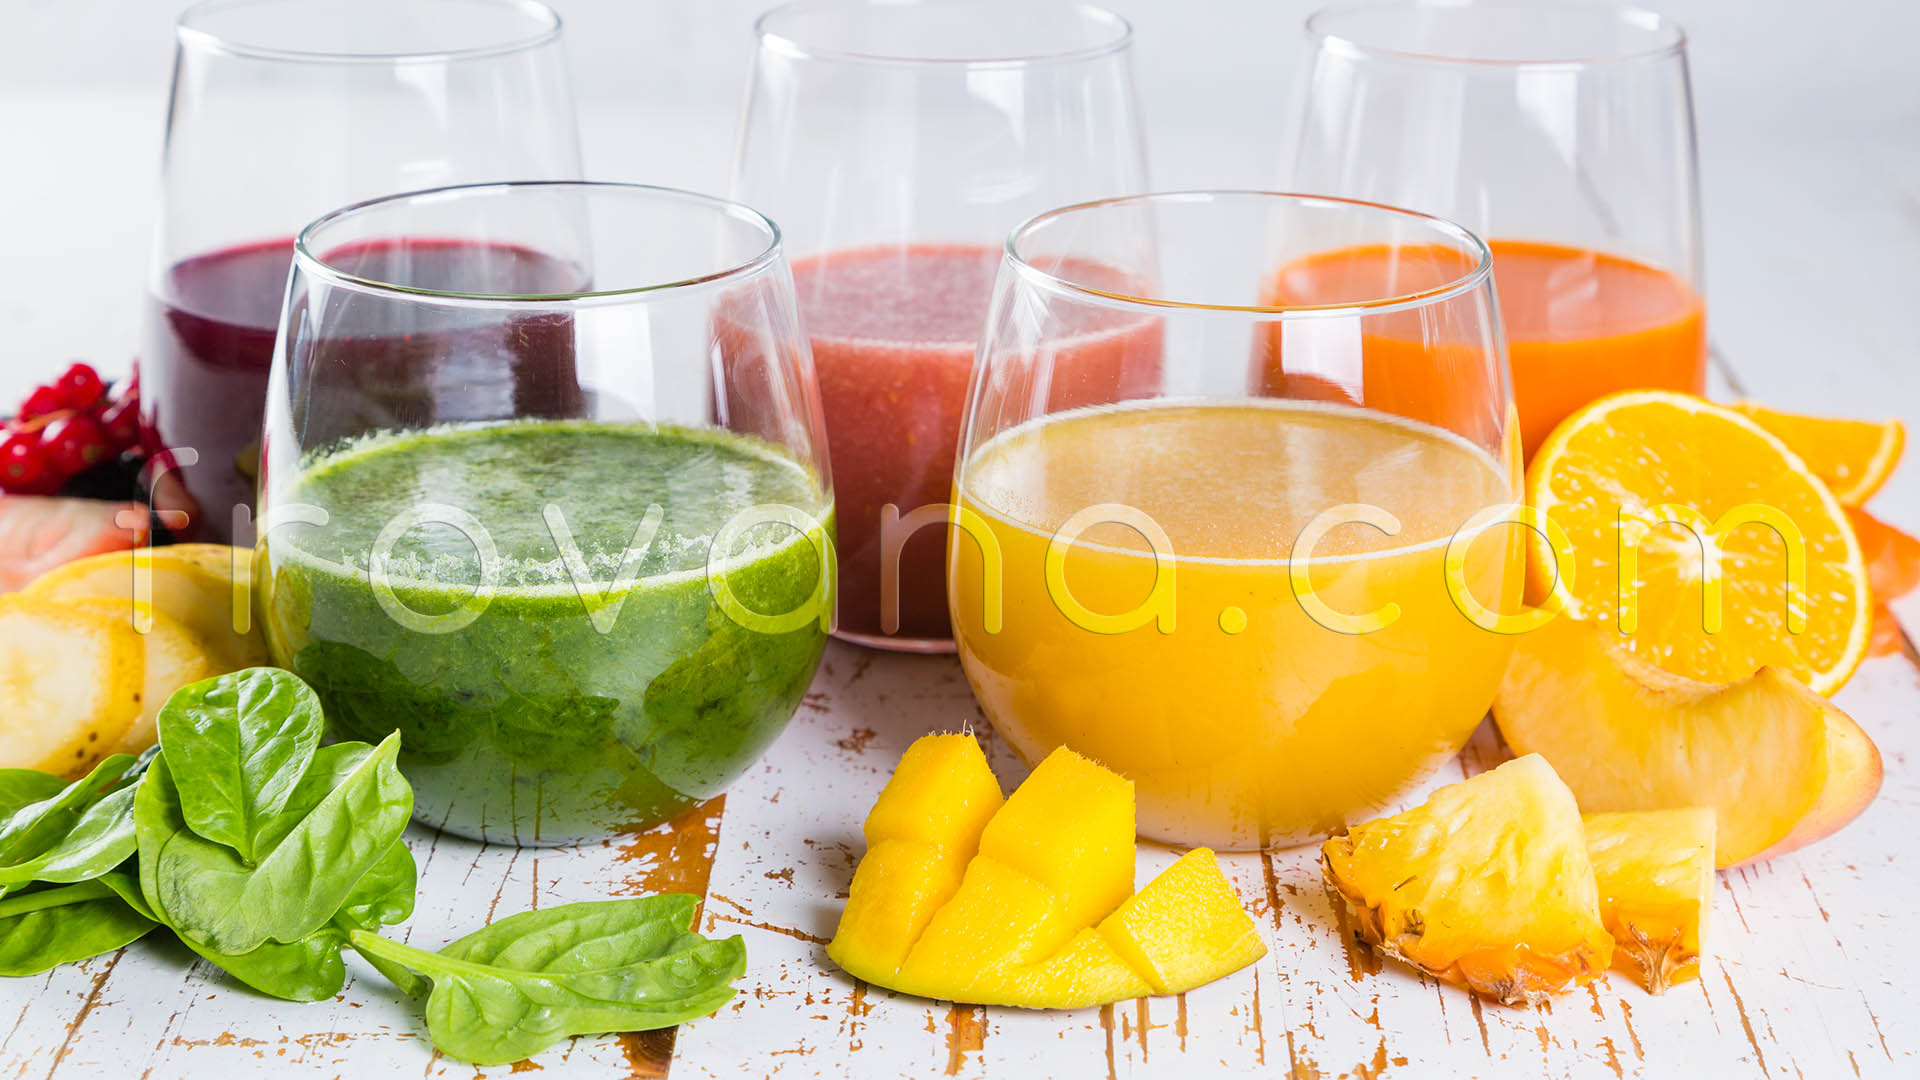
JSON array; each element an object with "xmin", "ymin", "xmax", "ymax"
[{"xmin": 2, "ymin": 0, "xmax": 1918, "ymax": 520}]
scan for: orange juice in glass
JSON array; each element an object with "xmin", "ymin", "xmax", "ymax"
[
  {"xmin": 1292, "ymin": 2, "xmax": 1706, "ymax": 456},
  {"xmin": 951, "ymin": 193, "xmax": 1523, "ymax": 850}
]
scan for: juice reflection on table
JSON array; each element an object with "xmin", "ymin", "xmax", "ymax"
[
  {"xmin": 793, "ymin": 243, "xmax": 1160, "ymax": 649},
  {"xmin": 950, "ymin": 399, "xmax": 1520, "ymax": 850},
  {"xmin": 1259, "ymin": 240, "xmax": 1705, "ymax": 456}
]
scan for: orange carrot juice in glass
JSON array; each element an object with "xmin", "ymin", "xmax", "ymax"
[
  {"xmin": 951, "ymin": 193, "xmax": 1522, "ymax": 851},
  {"xmin": 1260, "ymin": 241, "xmax": 1704, "ymax": 456}
]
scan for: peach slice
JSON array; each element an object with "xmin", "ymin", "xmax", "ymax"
[
  {"xmin": 1752, "ymin": 706, "xmax": 1883, "ymax": 863},
  {"xmin": 1322, "ymin": 755, "xmax": 1614, "ymax": 1006},
  {"xmin": 1585, "ymin": 809, "xmax": 1715, "ymax": 993},
  {"xmin": 1492, "ymin": 617, "xmax": 1876, "ymax": 866}
]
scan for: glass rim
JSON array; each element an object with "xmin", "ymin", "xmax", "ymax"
[
  {"xmin": 1004, "ymin": 190, "xmax": 1495, "ymax": 319},
  {"xmin": 293, "ymin": 181, "xmax": 784, "ymax": 307},
  {"xmin": 176, "ymin": 0, "xmax": 563, "ymax": 65},
  {"xmin": 753, "ymin": 0, "xmax": 1133, "ymax": 69},
  {"xmin": 1305, "ymin": 1, "xmax": 1687, "ymax": 69}
]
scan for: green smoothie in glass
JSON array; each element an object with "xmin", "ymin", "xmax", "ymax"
[{"xmin": 258, "ymin": 419, "xmax": 834, "ymax": 844}]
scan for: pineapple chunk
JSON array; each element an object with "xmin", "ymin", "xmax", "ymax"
[
  {"xmin": 829, "ymin": 734, "xmax": 1265, "ymax": 1009},
  {"xmin": 827, "ymin": 734, "xmax": 1003, "ymax": 983},
  {"xmin": 1098, "ymin": 848, "xmax": 1266, "ymax": 995},
  {"xmin": 1322, "ymin": 755, "xmax": 1614, "ymax": 1005},
  {"xmin": 978, "ymin": 746, "xmax": 1135, "ymax": 929},
  {"xmin": 1585, "ymin": 809, "xmax": 1715, "ymax": 994},
  {"xmin": 1494, "ymin": 617, "xmax": 1876, "ymax": 865}
]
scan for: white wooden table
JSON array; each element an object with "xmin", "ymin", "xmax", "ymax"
[{"xmin": 5, "ymin": 96, "xmax": 1920, "ymax": 1080}]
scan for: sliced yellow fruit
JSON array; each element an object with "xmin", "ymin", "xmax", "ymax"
[
  {"xmin": 977, "ymin": 746, "xmax": 1134, "ymax": 931},
  {"xmin": 863, "ymin": 732, "xmax": 1005, "ymax": 846},
  {"xmin": 63, "ymin": 597, "xmax": 220, "ymax": 758},
  {"xmin": 894, "ymin": 856, "xmax": 1076, "ymax": 1000},
  {"xmin": 1321, "ymin": 754, "xmax": 1613, "ymax": 1006},
  {"xmin": 0, "ymin": 596, "xmax": 144, "ymax": 775},
  {"xmin": 1527, "ymin": 390, "xmax": 1869, "ymax": 695},
  {"xmin": 23, "ymin": 543, "xmax": 267, "ymax": 672},
  {"xmin": 982, "ymin": 929, "xmax": 1153, "ymax": 1010},
  {"xmin": 831, "ymin": 734, "xmax": 1264, "ymax": 1009},
  {"xmin": 1492, "ymin": 617, "xmax": 1861, "ymax": 865},
  {"xmin": 1097, "ymin": 848, "xmax": 1266, "ymax": 995},
  {"xmin": 828, "ymin": 734, "xmax": 1003, "ymax": 984},
  {"xmin": 1730, "ymin": 402, "xmax": 1904, "ymax": 506},
  {"xmin": 1585, "ymin": 809, "xmax": 1715, "ymax": 994}
]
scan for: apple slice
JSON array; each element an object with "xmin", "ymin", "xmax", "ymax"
[{"xmin": 1494, "ymin": 617, "xmax": 1876, "ymax": 866}]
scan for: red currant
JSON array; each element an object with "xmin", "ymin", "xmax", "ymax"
[
  {"xmin": 0, "ymin": 430, "xmax": 48, "ymax": 492},
  {"xmin": 41, "ymin": 412, "xmax": 109, "ymax": 477},
  {"xmin": 18, "ymin": 385, "xmax": 65, "ymax": 420},
  {"xmin": 98, "ymin": 395, "xmax": 143, "ymax": 453},
  {"xmin": 54, "ymin": 363, "xmax": 107, "ymax": 411}
]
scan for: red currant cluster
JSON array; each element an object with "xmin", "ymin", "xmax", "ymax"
[{"xmin": 1, "ymin": 363, "xmax": 144, "ymax": 495}]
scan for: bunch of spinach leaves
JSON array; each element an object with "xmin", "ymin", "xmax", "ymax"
[{"xmin": 0, "ymin": 667, "xmax": 746, "ymax": 1064}]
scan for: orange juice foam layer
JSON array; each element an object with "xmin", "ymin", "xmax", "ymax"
[{"xmin": 951, "ymin": 399, "xmax": 1520, "ymax": 850}]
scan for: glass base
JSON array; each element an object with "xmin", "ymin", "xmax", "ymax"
[{"xmin": 832, "ymin": 628, "xmax": 958, "ymax": 654}]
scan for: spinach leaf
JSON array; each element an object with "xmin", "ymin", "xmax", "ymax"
[
  {"xmin": 348, "ymin": 897, "xmax": 746, "ymax": 1065},
  {"xmin": 156, "ymin": 668, "xmax": 325, "ymax": 863},
  {"xmin": 0, "ymin": 786, "xmax": 136, "ymax": 892},
  {"xmin": 0, "ymin": 771, "xmax": 67, "ymax": 815},
  {"xmin": 171, "ymin": 841, "xmax": 421, "ymax": 1003},
  {"xmin": 0, "ymin": 874, "xmax": 156, "ymax": 977},
  {"xmin": 137, "ymin": 738, "xmax": 412, "ymax": 954},
  {"xmin": 181, "ymin": 928, "xmax": 350, "ymax": 1002},
  {"xmin": 0, "ymin": 757, "xmax": 138, "ymax": 899}
]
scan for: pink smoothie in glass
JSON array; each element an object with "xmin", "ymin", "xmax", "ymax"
[{"xmin": 789, "ymin": 243, "xmax": 1161, "ymax": 649}]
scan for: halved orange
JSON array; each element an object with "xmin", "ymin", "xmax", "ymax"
[
  {"xmin": 1527, "ymin": 391, "xmax": 1870, "ymax": 695},
  {"xmin": 1730, "ymin": 402, "xmax": 1904, "ymax": 506}
]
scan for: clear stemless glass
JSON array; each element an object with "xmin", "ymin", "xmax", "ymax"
[
  {"xmin": 732, "ymin": 0, "xmax": 1151, "ymax": 653},
  {"xmin": 1291, "ymin": 1, "xmax": 1704, "ymax": 457},
  {"xmin": 257, "ymin": 182, "xmax": 835, "ymax": 846},
  {"xmin": 144, "ymin": 0, "xmax": 580, "ymax": 545},
  {"xmin": 952, "ymin": 191, "xmax": 1523, "ymax": 850}
]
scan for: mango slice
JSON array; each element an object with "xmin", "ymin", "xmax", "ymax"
[
  {"xmin": 1322, "ymin": 754, "xmax": 1614, "ymax": 1006},
  {"xmin": 828, "ymin": 734, "xmax": 1003, "ymax": 984},
  {"xmin": 828, "ymin": 735, "xmax": 1266, "ymax": 1009},
  {"xmin": 1585, "ymin": 809, "xmax": 1715, "ymax": 994},
  {"xmin": 1098, "ymin": 848, "xmax": 1267, "ymax": 995},
  {"xmin": 977, "ymin": 746, "xmax": 1134, "ymax": 931},
  {"xmin": 894, "ymin": 856, "xmax": 1076, "ymax": 1000}
]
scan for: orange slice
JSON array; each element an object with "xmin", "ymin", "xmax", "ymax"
[
  {"xmin": 1731, "ymin": 402, "xmax": 1904, "ymax": 506},
  {"xmin": 1527, "ymin": 391, "xmax": 1870, "ymax": 695},
  {"xmin": 1850, "ymin": 508, "xmax": 1920, "ymax": 602}
]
